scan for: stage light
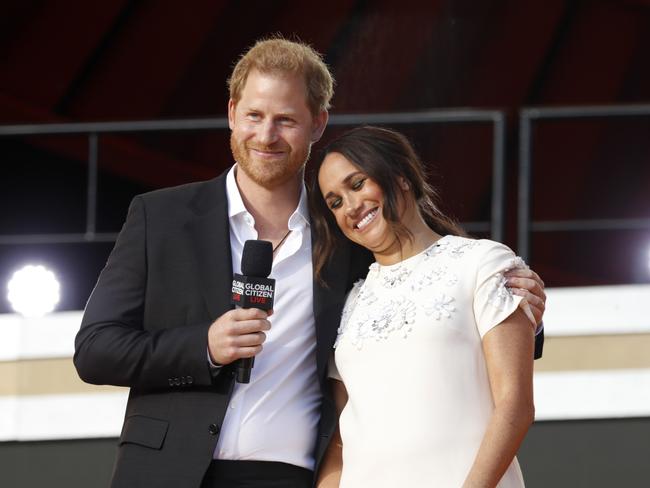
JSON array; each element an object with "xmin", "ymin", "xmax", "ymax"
[{"xmin": 6, "ymin": 265, "xmax": 61, "ymax": 318}]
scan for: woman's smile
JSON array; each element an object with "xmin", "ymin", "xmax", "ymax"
[{"xmin": 354, "ymin": 208, "xmax": 379, "ymax": 231}]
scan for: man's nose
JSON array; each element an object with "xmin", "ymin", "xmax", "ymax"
[{"xmin": 257, "ymin": 120, "xmax": 278, "ymax": 146}]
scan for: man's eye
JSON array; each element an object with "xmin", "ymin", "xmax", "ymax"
[
  {"xmin": 352, "ymin": 178, "xmax": 365, "ymax": 190},
  {"xmin": 329, "ymin": 198, "xmax": 342, "ymax": 210},
  {"xmin": 247, "ymin": 113, "xmax": 261, "ymax": 120}
]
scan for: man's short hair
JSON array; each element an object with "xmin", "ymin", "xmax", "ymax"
[{"xmin": 228, "ymin": 37, "xmax": 334, "ymax": 116}]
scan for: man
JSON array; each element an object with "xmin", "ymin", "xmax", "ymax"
[{"xmin": 74, "ymin": 38, "xmax": 546, "ymax": 488}]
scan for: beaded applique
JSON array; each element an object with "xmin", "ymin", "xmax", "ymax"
[
  {"xmin": 339, "ymin": 298, "xmax": 418, "ymax": 350},
  {"xmin": 486, "ymin": 256, "xmax": 527, "ymax": 310},
  {"xmin": 336, "ymin": 238, "xmax": 527, "ymax": 349},
  {"xmin": 423, "ymin": 293, "xmax": 456, "ymax": 320}
]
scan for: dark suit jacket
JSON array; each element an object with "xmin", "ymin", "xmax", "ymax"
[
  {"xmin": 74, "ymin": 171, "xmax": 371, "ymax": 487},
  {"xmin": 74, "ymin": 170, "xmax": 544, "ymax": 487}
]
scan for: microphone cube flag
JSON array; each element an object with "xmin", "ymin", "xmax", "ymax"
[{"xmin": 231, "ymin": 273, "xmax": 275, "ymax": 311}]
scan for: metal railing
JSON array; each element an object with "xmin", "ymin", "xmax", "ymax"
[
  {"xmin": 0, "ymin": 109, "xmax": 507, "ymax": 244},
  {"xmin": 518, "ymin": 103, "xmax": 650, "ymax": 261}
]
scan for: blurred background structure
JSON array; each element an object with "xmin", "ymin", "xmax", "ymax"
[{"xmin": 1, "ymin": 1, "xmax": 649, "ymax": 486}]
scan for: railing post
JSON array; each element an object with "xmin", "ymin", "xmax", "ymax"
[
  {"xmin": 86, "ymin": 133, "xmax": 98, "ymax": 240},
  {"xmin": 491, "ymin": 112, "xmax": 506, "ymax": 243},
  {"xmin": 518, "ymin": 110, "xmax": 533, "ymax": 261}
]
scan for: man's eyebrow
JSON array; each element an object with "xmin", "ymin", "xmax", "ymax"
[{"xmin": 323, "ymin": 171, "xmax": 364, "ymax": 200}]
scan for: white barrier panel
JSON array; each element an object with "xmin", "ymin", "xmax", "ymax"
[
  {"xmin": 542, "ymin": 284, "xmax": 650, "ymax": 336},
  {"xmin": 534, "ymin": 368, "xmax": 650, "ymax": 421},
  {"xmin": 0, "ymin": 391, "xmax": 128, "ymax": 441},
  {"xmin": 1, "ymin": 285, "xmax": 649, "ymax": 441},
  {"xmin": 0, "ymin": 311, "xmax": 82, "ymax": 360}
]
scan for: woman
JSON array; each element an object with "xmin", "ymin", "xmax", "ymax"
[{"xmin": 310, "ymin": 126, "xmax": 536, "ymax": 487}]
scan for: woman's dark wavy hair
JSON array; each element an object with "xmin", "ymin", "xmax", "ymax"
[{"xmin": 309, "ymin": 126, "xmax": 466, "ymax": 284}]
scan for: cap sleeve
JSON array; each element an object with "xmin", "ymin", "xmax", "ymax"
[{"xmin": 473, "ymin": 241, "xmax": 536, "ymax": 338}]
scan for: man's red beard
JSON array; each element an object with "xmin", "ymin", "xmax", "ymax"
[{"xmin": 230, "ymin": 133, "xmax": 310, "ymax": 189}]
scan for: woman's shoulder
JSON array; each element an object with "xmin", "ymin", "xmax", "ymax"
[
  {"xmin": 442, "ymin": 235, "xmax": 517, "ymax": 257},
  {"xmin": 437, "ymin": 236, "xmax": 527, "ymax": 276}
]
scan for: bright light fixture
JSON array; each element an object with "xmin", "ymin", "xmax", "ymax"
[{"xmin": 7, "ymin": 265, "xmax": 61, "ymax": 318}]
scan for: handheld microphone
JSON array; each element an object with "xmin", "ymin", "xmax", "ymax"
[{"xmin": 231, "ymin": 239, "xmax": 275, "ymax": 383}]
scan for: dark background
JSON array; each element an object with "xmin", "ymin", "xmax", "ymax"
[
  {"xmin": 2, "ymin": 0, "xmax": 650, "ymax": 314},
  {"xmin": 1, "ymin": 1, "xmax": 650, "ymax": 487}
]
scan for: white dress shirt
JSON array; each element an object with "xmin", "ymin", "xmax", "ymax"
[{"xmin": 214, "ymin": 166, "xmax": 321, "ymax": 470}]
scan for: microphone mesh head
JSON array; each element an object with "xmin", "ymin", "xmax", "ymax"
[{"xmin": 241, "ymin": 240, "xmax": 273, "ymax": 277}]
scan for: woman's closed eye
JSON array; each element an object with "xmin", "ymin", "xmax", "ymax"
[
  {"xmin": 351, "ymin": 178, "xmax": 366, "ymax": 190},
  {"xmin": 328, "ymin": 197, "xmax": 343, "ymax": 210}
]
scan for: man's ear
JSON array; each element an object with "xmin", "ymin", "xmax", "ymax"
[
  {"xmin": 311, "ymin": 110, "xmax": 329, "ymax": 142},
  {"xmin": 228, "ymin": 99, "xmax": 237, "ymax": 130}
]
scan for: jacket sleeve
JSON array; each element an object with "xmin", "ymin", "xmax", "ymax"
[{"xmin": 73, "ymin": 196, "xmax": 214, "ymax": 390}]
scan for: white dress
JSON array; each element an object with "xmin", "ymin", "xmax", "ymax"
[{"xmin": 330, "ymin": 236, "xmax": 536, "ymax": 487}]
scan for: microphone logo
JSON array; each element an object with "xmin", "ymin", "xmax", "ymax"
[{"xmin": 231, "ymin": 275, "xmax": 275, "ymax": 309}]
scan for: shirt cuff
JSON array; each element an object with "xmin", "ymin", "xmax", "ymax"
[{"xmin": 207, "ymin": 348, "xmax": 223, "ymax": 379}]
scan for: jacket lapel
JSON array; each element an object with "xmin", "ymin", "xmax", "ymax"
[
  {"xmin": 186, "ymin": 173, "xmax": 234, "ymax": 320},
  {"xmin": 312, "ymin": 229, "xmax": 351, "ymax": 383},
  {"xmin": 185, "ymin": 172, "xmax": 354, "ymax": 380}
]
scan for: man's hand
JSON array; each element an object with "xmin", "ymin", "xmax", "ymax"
[
  {"xmin": 505, "ymin": 268, "xmax": 546, "ymax": 326},
  {"xmin": 207, "ymin": 308, "xmax": 272, "ymax": 365}
]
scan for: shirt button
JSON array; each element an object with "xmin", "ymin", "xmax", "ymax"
[{"xmin": 208, "ymin": 424, "xmax": 220, "ymax": 435}]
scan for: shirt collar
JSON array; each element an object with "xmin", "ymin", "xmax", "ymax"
[
  {"xmin": 226, "ymin": 165, "xmax": 310, "ymax": 229},
  {"xmin": 226, "ymin": 165, "xmax": 248, "ymax": 219}
]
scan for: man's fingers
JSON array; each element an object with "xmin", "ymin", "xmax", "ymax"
[
  {"xmin": 505, "ymin": 268, "xmax": 545, "ymax": 289},
  {"xmin": 228, "ymin": 307, "xmax": 270, "ymax": 320},
  {"xmin": 238, "ymin": 345, "xmax": 263, "ymax": 358},
  {"xmin": 232, "ymin": 331, "xmax": 267, "ymax": 347},
  {"xmin": 506, "ymin": 277, "xmax": 546, "ymax": 302},
  {"xmin": 208, "ymin": 309, "xmax": 271, "ymax": 365},
  {"xmin": 511, "ymin": 288, "xmax": 545, "ymax": 325},
  {"xmin": 227, "ymin": 319, "xmax": 271, "ymax": 335}
]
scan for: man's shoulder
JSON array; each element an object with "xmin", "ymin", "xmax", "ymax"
[
  {"xmin": 136, "ymin": 172, "xmax": 227, "ymax": 208},
  {"xmin": 138, "ymin": 177, "xmax": 216, "ymax": 200}
]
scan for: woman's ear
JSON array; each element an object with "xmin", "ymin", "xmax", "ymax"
[{"xmin": 398, "ymin": 177, "xmax": 410, "ymax": 191}]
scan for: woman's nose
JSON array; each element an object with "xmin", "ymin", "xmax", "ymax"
[{"xmin": 345, "ymin": 195, "xmax": 362, "ymax": 217}]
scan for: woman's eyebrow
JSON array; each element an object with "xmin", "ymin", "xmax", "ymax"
[{"xmin": 323, "ymin": 171, "xmax": 364, "ymax": 200}]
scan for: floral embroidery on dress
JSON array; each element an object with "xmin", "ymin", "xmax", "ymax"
[
  {"xmin": 423, "ymin": 294, "xmax": 456, "ymax": 319},
  {"xmin": 336, "ymin": 236, "xmax": 488, "ymax": 349},
  {"xmin": 446, "ymin": 273, "xmax": 459, "ymax": 286},
  {"xmin": 423, "ymin": 240, "xmax": 448, "ymax": 258},
  {"xmin": 448, "ymin": 240, "xmax": 478, "ymax": 259},
  {"xmin": 340, "ymin": 297, "xmax": 417, "ymax": 350},
  {"xmin": 337, "ymin": 279, "xmax": 365, "ymax": 346},
  {"xmin": 381, "ymin": 265, "xmax": 412, "ymax": 288},
  {"xmin": 486, "ymin": 256, "xmax": 528, "ymax": 310},
  {"xmin": 412, "ymin": 264, "xmax": 457, "ymax": 292},
  {"xmin": 487, "ymin": 273, "xmax": 512, "ymax": 310}
]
